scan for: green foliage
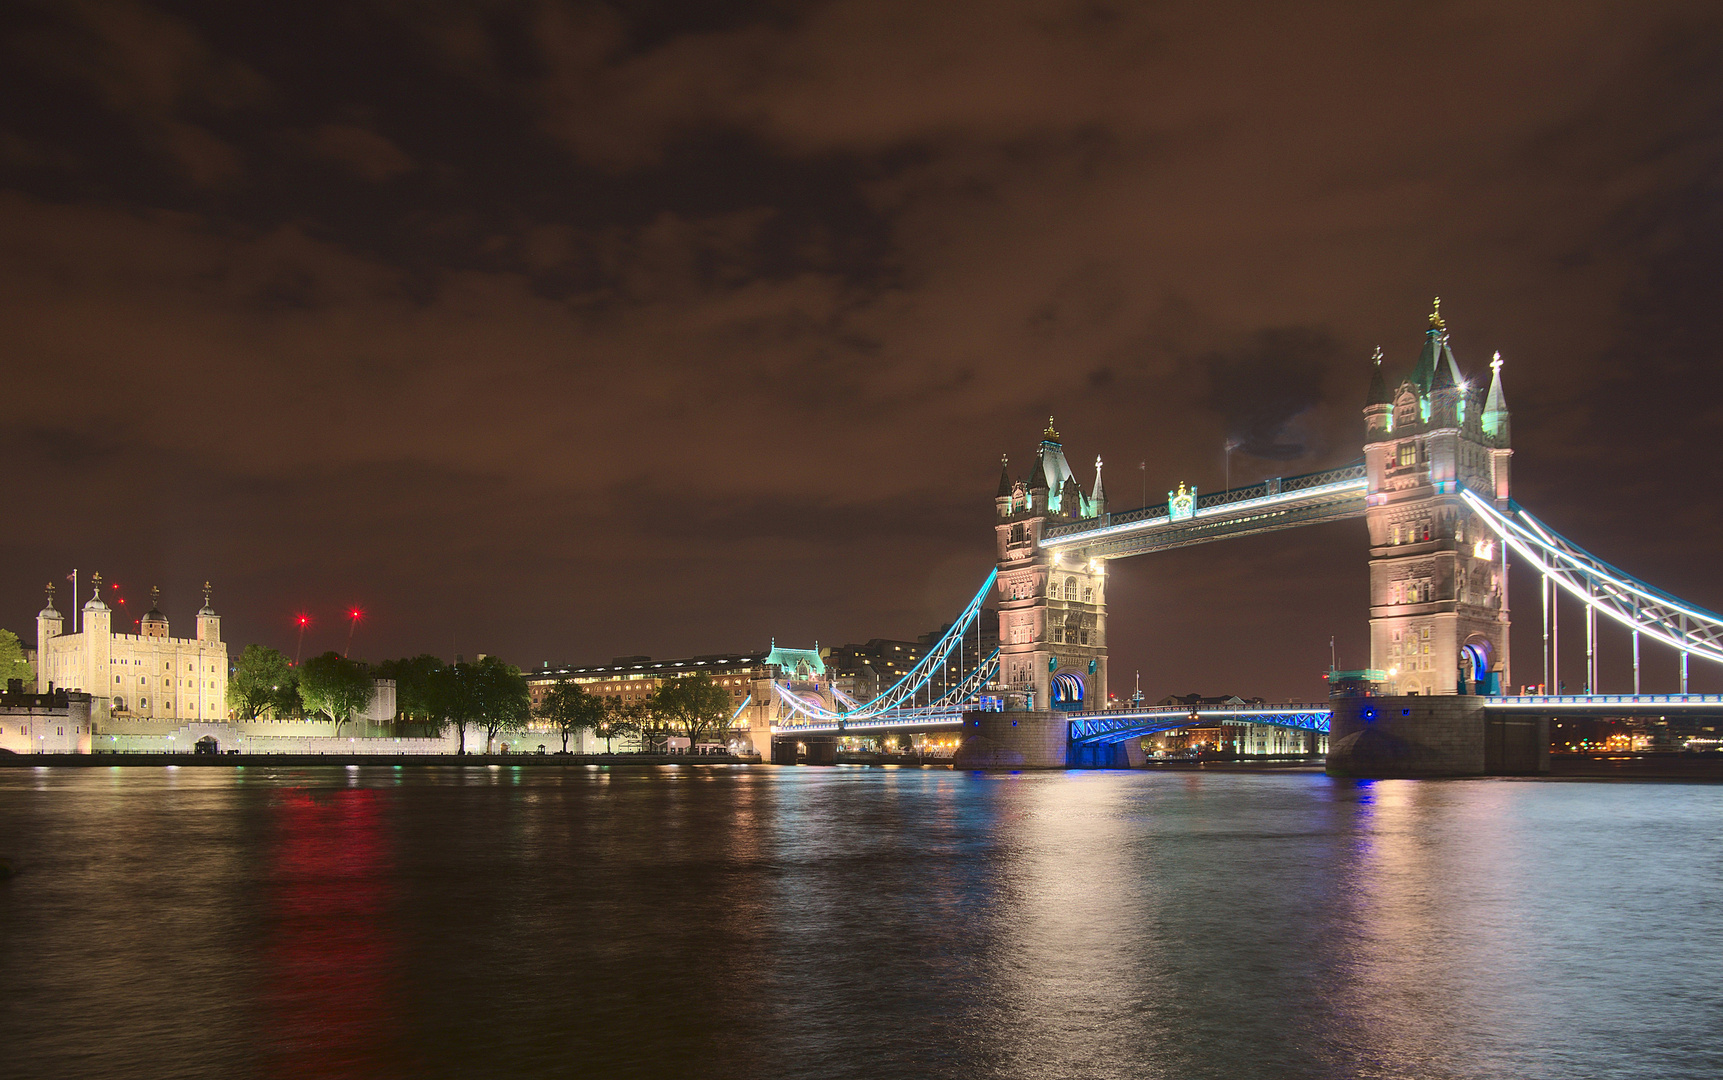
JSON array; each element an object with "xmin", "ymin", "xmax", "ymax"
[
  {"xmin": 227, "ymin": 644, "xmax": 294, "ymax": 719},
  {"xmin": 467, "ymin": 655, "xmax": 531, "ymax": 752},
  {"xmin": 648, "ymin": 672, "xmax": 736, "ymax": 748},
  {"xmin": 593, "ymin": 695, "xmax": 644, "ymax": 753},
  {"xmin": 374, "ymin": 654, "xmax": 447, "ymax": 735},
  {"xmin": 536, "ymin": 679, "xmax": 605, "ymax": 752},
  {"xmin": 297, "ymin": 651, "xmax": 374, "ymax": 733},
  {"xmin": 0, "ymin": 629, "xmax": 33, "ymax": 690}
]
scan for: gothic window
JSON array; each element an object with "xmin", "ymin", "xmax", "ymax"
[
  {"xmin": 1397, "ymin": 443, "xmax": 1415, "ymax": 467},
  {"xmin": 1065, "ymin": 577, "xmax": 1078, "ymax": 599},
  {"xmin": 1083, "ymin": 588, "xmax": 1094, "ymax": 603},
  {"xmin": 1079, "ymin": 630, "xmax": 1090, "ymax": 645},
  {"xmin": 1048, "ymin": 582, "xmax": 1060, "ymax": 600},
  {"xmin": 1051, "ymin": 629, "xmax": 1063, "ymax": 643}
]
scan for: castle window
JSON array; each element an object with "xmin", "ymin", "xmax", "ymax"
[
  {"xmin": 115, "ymin": 675, "xmax": 120, "ymax": 684},
  {"xmin": 140, "ymin": 698, "xmax": 148, "ymax": 708},
  {"xmin": 140, "ymin": 676, "xmax": 146, "ymax": 685}
]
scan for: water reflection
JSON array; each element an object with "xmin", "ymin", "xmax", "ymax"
[
  {"xmin": 0, "ymin": 767, "xmax": 1718, "ymax": 1080},
  {"xmin": 261, "ymin": 787, "xmax": 402, "ymax": 1078}
]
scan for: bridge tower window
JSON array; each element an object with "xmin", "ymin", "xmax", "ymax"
[{"xmin": 1398, "ymin": 443, "xmax": 1416, "ymax": 468}]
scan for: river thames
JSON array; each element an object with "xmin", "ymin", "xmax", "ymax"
[{"xmin": 1, "ymin": 765, "xmax": 1718, "ymax": 1079}]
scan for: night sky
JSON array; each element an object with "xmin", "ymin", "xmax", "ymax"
[{"xmin": 4, "ymin": 2, "xmax": 1721, "ymax": 701}]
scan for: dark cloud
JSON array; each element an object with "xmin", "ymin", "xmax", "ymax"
[
  {"xmin": 1200, "ymin": 327, "xmax": 1337, "ymax": 462},
  {"xmin": 3, "ymin": 0, "xmax": 1722, "ymax": 699}
]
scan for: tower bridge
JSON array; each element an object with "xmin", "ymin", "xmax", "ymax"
[{"xmin": 761, "ymin": 300, "xmax": 1723, "ymax": 775}]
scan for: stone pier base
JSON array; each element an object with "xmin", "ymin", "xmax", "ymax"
[
  {"xmin": 1328, "ymin": 695, "xmax": 1548, "ymax": 778},
  {"xmin": 952, "ymin": 710, "xmax": 1072, "ymax": 770}
]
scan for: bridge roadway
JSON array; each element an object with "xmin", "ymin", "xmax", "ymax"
[
  {"xmin": 770, "ymin": 693, "xmax": 1723, "ymax": 747},
  {"xmin": 1040, "ymin": 462, "xmax": 1368, "ymax": 560}
]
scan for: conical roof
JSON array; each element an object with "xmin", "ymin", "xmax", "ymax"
[
  {"xmin": 1366, "ymin": 348, "xmax": 1391, "ymax": 406},
  {"xmin": 1482, "ymin": 352, "xmax": 1509, "ymax": 437},
  {"xmin": 996, "ymin": 455, "xmax": 1014, "ymax": 498}
]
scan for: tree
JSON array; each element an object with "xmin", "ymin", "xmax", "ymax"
[
  {"xmin": 298, "ymin": 651, "xmax": 374, "ymax": 734},
  {"xmin": 428, "ymin": 662, "xmax": 477, "ymax": 753},
  {"xmin": 375, "ymin": 654, "xmax": 447, "ymax": 736},
  {"xmin": 468, "ymin": 655, "xmax": 531, "ymax": 753},
  {"xmin": 593, "ymin": 695, "xmax": 644, "ymax": 753},
  {"xmin": 227, "ymin": 644, "xmax": 294, "ymax": 719},
  {"xmin": 0, "ymin": 629, "xmax": 34, "ymax": 690},
  {"xmin": 648, "ymin": 672, "xmax": 736, "ymax": 749},
  {"xmin": 536, "ymin": 679, "xmax": 604, "ymax": 752}
]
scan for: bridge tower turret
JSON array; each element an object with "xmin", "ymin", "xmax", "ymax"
[
  {"xmin": 994, "ymin": 419, "xmax": 1108, "ymax": 712},
  {"xmin": 1363, "ymin": 300, "xmax": 1512, "ymax": 696}
]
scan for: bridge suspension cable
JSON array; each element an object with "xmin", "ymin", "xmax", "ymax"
[
  {"xmin": 771, "ymin": 569, "xmax": 997, "ymax": 721},
  {"xmin": 1462, "ymin": 488, "xmax": 1723, "ymax": 671}
]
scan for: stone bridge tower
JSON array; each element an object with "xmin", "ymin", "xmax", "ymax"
[
  {"xmin": 1363, "ymin": 301, "xmax": 1513, "ymax": 695},
  {"xmin": 994, "ymin": 419, "xmax": 1109, "ymax": 711}
]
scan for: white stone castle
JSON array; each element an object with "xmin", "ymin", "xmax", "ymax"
[{"xmin": 36, "ymin": 576, "xmax": 228, "ymax": 724}]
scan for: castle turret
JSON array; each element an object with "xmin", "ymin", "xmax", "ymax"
[
  {"xmin": 141, "ymin": 586, "xmax": 169, "ymax": 638},
  {"xmin": 197, "ymin": 582, "xmax": 220, "ymax": 643},
  {"xmin": 1090, "ymin": 456, "xmax": 1107, "ymax": 519},
  {"xmin": 81, "ymin": 572, "xmax": 111, "ymax": 697},
  {"xmin": 1364, "ymin": 346, "xmax": 1392, "ymax": 439},
  {"xmin": 1482, "ymin": 351, "xmax": 1510, "ymax": 442},
  {"xmin": 36, "ymin": 583, "xmax": 61, "ymax": 693},
  {"xmin": 995, "ymin": 454, "xmax": 1017, "ymax": 520}
]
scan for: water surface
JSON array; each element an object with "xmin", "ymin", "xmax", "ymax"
[{"xmin": 1, "ymin": 765, "xmax": 1718, "ymax": 1079}]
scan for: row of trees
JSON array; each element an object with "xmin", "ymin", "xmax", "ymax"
[{"xmin": 227, "ymin": 644, "xmax": 740, "ymax": 754}]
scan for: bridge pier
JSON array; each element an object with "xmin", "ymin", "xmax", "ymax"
[
  {"xmin": 768, "ymin": 736, "xmax": 838, "ymax": 765},
  {"xmin": 952, "ymin": 710, "xmax": 1068, "ymax": 769},
  {"xmin": 1327, "ymin": 695, "xmax": 1547, "ymax": 778},
  {"xmin": 1066, "ymin": 740, "xmax": 1146, "ymax": 769}
]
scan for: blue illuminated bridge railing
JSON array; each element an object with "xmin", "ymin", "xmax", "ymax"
[{"xmin": 1068, "ymin": 704, "xmax": 1334, "ymax": 745}]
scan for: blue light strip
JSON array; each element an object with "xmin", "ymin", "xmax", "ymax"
[{"xmin": 773, "ymin": 568, "xmax": 998, "ymax": 721}]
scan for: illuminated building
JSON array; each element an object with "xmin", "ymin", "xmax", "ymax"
[
  {"xmin": 1364, "ymin": 300, "xmax": 1513, "ymax": 696},
  {"xmin": 525, "ymin": 646, "xmax": 825, "ymax": 751},
  {"xmin": 0, "ymin": 683, "xmax": 93, "ymax": 753},
  {"xmin": 994, "ymin": 418, "xmax": 1110, "ymax": 711},
  {"xmin": 35, "ymin": 578, "xmax": 227, "ymax": 725}
]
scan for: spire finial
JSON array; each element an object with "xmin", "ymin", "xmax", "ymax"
[
  {"xmin": 151, "ymin": 585, "xmax": 160, "ymax": 607},
  {"xmin": 45, "ymin": 581, "xmax": 54, "ymax": 603},
  {"xmin": 1491, "ymin": 350, "xmax": 1503, "ymax": 375},
  {"xmin": 1044, "ymin": 416, "xmax": 1060, "ymax": 441},
  {"xmin": 1001, "ymin": 452, "xmax": 1009, "ymax": 466},
  {"xmin": 1429, "ymin": 296, "xmax": 1445, "ymax": 330},
  {"xmin": 90, "ymin": 571, "xmax": 102, "ymax": 598},
  {"xmin": 202, "ymin": 581, "xmax": 212, "ymax": 608},
  {"xmin": 1372, "ymin": 345, "xmax": 1383, "ymax": 366}
]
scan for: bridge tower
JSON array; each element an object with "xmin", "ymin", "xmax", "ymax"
[
  {"xmin": 1363, "ymin": 301, "xmax": 1513, "ymax": 695},
  {"xmin": 993, "ymin": 419, "xmax": 1109, "ymax": 712}
]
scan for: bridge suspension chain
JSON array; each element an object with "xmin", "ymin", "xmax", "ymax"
[
  {"xmin": 772, "ymin": 569, "xmax": 998, "ymax": 721},
  {"xmin": 1462, "ymin": 488, "xmax": 1723, "ymax": 668}
]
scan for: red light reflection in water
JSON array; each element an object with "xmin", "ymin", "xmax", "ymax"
[{"xmin": 263, "ymin": 788, "xmax": 404, "ymax": 1078}]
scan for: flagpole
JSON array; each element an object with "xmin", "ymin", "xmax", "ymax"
[{"xmin": 72, "ymin": 569, "xmax": 78, "ymax": 634}]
